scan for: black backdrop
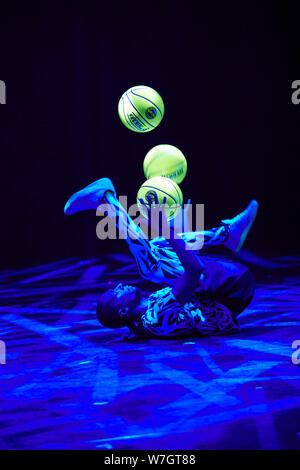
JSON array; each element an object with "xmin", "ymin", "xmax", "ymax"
[{"xmin": 1, "ymin": 1, "xmax": 299, "ymax": 268}]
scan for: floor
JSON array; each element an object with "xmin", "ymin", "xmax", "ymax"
[{"xmin": 0, "ymin": 254, "xmax": 299, "ymax": 450}]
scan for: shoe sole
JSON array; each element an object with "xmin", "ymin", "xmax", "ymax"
[{"xmin": 236, "ymin": 202, "xmax": 258, "ymax": 251}]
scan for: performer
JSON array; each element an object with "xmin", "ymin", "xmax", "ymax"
[{"xmin": 64, "ymin": 177, "xmax": 258, "ymax": 339}]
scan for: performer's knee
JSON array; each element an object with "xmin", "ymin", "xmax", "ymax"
[{"xmin": 228, "ymin": 269, "xmax": 256, "ymax": 316}]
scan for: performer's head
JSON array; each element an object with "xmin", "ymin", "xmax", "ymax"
[{"xmin": 96, "ymin": 283, "xmax": 141, "ymax": 328}]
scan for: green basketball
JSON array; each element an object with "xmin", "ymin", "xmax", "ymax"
[
  {"xmin": 118, "ymin": 85, "xmax": 164, "ymax": 133},
  {"xmin": 137, "ymin": 176, "xmax": 183, "ymax": 221},
  {"xmin": 143, "ymin": 144, "xmax": 187, "ymax": 184}
]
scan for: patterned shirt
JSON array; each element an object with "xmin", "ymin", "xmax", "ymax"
[{"xmin": 133, "ymin": 286, "xmax": 240, "ymax": 339}]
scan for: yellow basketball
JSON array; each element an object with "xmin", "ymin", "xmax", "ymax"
[
  {"xmin": 137, "ymin": 176, "xmax": 183, "ymax": 221},
  {"xmin": 143, "ymin": 144, "xmax": 187, "ymax": 184},
  {"xmin": 118, "ymin": 85, "xmax": 164, "ymax": 133}
]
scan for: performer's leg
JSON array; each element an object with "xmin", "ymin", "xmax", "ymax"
[
  {"xmin": 181, "ymin": 199, "xmax": 258, "ymax": 251},
  {"xmin": 64, "ymin": 177, "xmax": 162, "ymax": 280},
  {"xmin": 179, "ymin": 225, "xmax": 229, "ymax": 249},
  {"xmin": 98, "ymin": 192, "xmax": 229, "ymax": 283},
  {"xmin": 195, "ymin": 258, "xmax": 256, "ymax": 316},
  {"xmin": 102, "ymin": 194, "xmax": 259, "ymax": 286},
  {"xmin": 152, "ymin": 199, "xmax": 258, "ymax": 254},
  {"xmin": 98, "ymin": 191, "xmax": 207, "ymax": 285},
  {"xmin": 102, "ymin": 193, "xmax": 256, "ymax": 316},
  {"xmin": 100, "ymin": 194, "xmax": 237, "ymax": 286},
  {"xmin": 147, "ymin": 228, "xmax": 228, "ymax": 285},
  {"xmin": 64, "ymin": 178, "xmax": 258, "ymax": 291},
  {"xmin": 102, "ymin": 191, "xmax": 163, "ymax": 279},
  {"xmin": 221, "ymin": 269, "xmax": 255, "ymax": 315}
]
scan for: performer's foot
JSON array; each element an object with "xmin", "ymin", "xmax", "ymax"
[
  {"xmin": 64, "ymin": 177, "xmax": 116, "ymax": 215},
  {"xmin": 222, "ymin": 200, "xmax": 258, "ymax": 252}
]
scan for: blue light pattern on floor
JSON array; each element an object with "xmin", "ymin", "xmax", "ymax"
[{"xmin": 0, "ymin": 255, "xmax": 299, "ymax": 449}]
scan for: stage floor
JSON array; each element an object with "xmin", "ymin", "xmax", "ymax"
[{"xmin": 0, "ymin": 255, "xmax": 300, "ymax": 450}]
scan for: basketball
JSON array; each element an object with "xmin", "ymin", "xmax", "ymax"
[
  {"xmin": 137, "ymin": 176, "xmax": 183, "ymax": 221},
  {"xmin": 118, "ymin": 85, "xmax": 164, "ymax": 133},
  {"xmin": 143, "ymin": 144, "xmax": 187, "ymax": 184}
]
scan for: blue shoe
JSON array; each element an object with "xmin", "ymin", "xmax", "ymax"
[
  {"xmin": 222, "ymin": 200, "xmax": 258, "ymax": 252},
  {"xmin": 64, "ymin": 177, "xmax": 116, "ymax": 215}
]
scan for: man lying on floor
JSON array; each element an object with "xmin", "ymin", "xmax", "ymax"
[{"xmin": 64, "ymin": 177, "xmax": 258, "ymax": 340}]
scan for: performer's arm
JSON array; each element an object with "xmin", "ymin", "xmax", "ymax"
[
  {"xmin": 162, "ymin": 213, "xmax": 203, "ymax": 305},
  {"xmin": 139, "ymin": 196, "xmax": 204, "ymax": 305}
]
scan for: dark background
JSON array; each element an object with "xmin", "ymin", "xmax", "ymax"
[{"xmin": 0, "ymin": 1, "xmax": 299, "ymax": 269}]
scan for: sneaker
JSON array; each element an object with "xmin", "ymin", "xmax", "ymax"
[
  {"xmin": 64, "ymin": 177, "xmax": 116, "ymax": 215},
  {"xmin": 223, "ymin": 200, "xmax": 258, "ymax": 252}
]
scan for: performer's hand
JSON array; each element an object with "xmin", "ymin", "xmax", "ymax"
[
  {"xmin": 139, "ymin": 195, "xmax": 170, "ymax": 238},
  {"xmin": 172, "ymin": 198, "xmax": 192, "ymax": 233}
]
